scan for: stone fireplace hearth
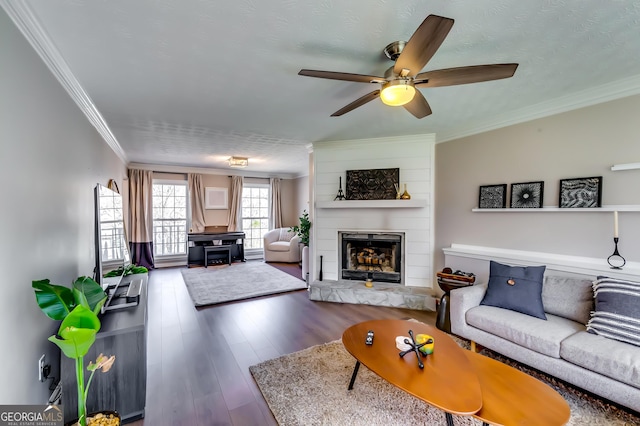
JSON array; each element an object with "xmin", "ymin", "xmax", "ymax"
[{"xmin": 308, "ymin": 280, "xmax": 435, "ymax": 310}]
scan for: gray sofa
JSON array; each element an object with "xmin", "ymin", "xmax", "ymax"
[{"xmin": 450, "ymin": 275, "xmax": 640, "ymax": 413}]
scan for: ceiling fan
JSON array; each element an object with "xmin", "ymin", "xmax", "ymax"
[{"xmin": 299, "ymin": 14, "xmax": 518, "ymax": 119}]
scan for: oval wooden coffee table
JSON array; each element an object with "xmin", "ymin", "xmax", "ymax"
[
  {"xmin": 342, "ymin": 319, "xmax": 482, "ymax": 425},
  {"xmin": 464, "ymin": 350, "xmax": 571, "ymax": 425},
  {"xmin": 343, "ymin": 319, "xmax": 571, "ymax": 426}
]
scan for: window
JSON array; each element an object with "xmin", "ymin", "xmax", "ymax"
[
  {"xmin": 241, "ymin": 184, "xmax": 270, "ymax": 250},
  {"xmin": 97, "ymin": 185, "xmax": 127, "ymax": 266},
  {"xmin": 152, "ymin": 181, "xmax": 188, "ymax": 256}
]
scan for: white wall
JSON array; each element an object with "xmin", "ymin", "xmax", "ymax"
[
  {"xmin": 434, "ymin": 94, "xmax": 640, "ymax": 274},
  {"xmin": 0, "ymin": 8, "xmax": 126, "ymax": 404},
  {"xmin": 313, "ymin": 135, "xmax": 435, "ymax": 287}
]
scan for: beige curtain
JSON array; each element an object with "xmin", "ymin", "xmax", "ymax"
[
  {"xmin": 270, "ymin": 177, "xmax": 283, "ymax": 229},
  {"xmin": 227, "ymin": 176, "xmax": 244, "ymax": 231},
  {"xmin": 128, "ymin": 169, "xmax": 154, "ymax": 269},
  {"xmin": 188, "ymin": 173, "xmax": 206, "ymax": 233}
]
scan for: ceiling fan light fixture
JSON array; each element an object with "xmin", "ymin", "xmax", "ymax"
[
  {"xmin": 228, "ymin": 156, "xmax": 249, "ymax": 167},
  {"xmin": 380, "ymin": 80, "xmax": 416, "ymax": 106}
]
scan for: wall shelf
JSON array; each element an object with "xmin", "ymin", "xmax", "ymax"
[
  {"xmin": 472, "ymin": 205, "xmax": 640, "ymax": 213},
  {"xmin": 611, "ymin": 162, "xmax": 640, "ymax": 171},
  {"xmin": 317, "ymin": 199, "xmax": 427, "ymax": 209}
]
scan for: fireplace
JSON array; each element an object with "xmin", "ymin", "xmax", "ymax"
[{"xmin": 339, "ymin": 232, "xmax": 404, "ymax": 284}]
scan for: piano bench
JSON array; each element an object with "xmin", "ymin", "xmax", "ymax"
[{"xmin": 204, "ymin": 245, "xmax": 231, "ymax": 267}]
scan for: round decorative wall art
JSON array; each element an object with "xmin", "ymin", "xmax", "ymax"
[{"xmin": 510, "ymin": 181, "xmax": 544, "ymax": 208}]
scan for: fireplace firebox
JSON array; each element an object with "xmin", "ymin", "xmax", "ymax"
[{"xmin": 340, "ymin": 232, "xmax": 403, "ymax": 284}]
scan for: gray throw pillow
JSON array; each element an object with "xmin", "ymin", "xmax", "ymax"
[
  {"xmin": 586, "ymin": 276, "xmax": 640, "ymax": 347},
  {"xmin": 480, "ymin": 261, "xmax": 547, "ymax": 319},
  {"xmin": 542, "ymin": 276, "xmax": 594, "ymax": 323}
]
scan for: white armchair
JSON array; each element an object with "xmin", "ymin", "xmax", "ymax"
[{"xmin": 263, "ymin": 228, "xmax": 301, "ymax": 263}]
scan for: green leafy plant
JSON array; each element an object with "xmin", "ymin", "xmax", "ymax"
[
  {"xmin": 103, "ymin": 264, "xmax": 148, "ymax": 278},
  {"xmin": 290, "ymin": 210, "xmax": 311, "ymax": 246},
  {"xmin": 33, "ymin": 277, "xmax": 115, "ymax": 426}
]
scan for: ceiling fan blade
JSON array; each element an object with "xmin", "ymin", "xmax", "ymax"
[
  {"xmin": 403, "ymin": 90, "xmax": 432, "ymax": 119},
  {"xmin": 331, "ymin": 90, "xmax": 381, "ymax": 117},
  {"xmin": 394, "ymin": 15, "xmax": 454, "ymax": 77},
  {"xmin": 299, "ymin": 69, "xmax": 384, "ymax": 83},
  {"xmin": 415, "ymin": 64, "xmax": 519, "ymax": 87}
]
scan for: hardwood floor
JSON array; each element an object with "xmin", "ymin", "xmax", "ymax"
[{"xmin": 129, "ymin": 267, "xmax": 436, "ymax": 426}]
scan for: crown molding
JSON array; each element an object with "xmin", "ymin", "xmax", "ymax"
[
  {"xmin": 316, "ymin": 133, "xmax": 436, "ymax": 148},
  {"xmin": 128, "ymin": 162, "xmax": 300, "ymax": 179},
  {"xmin": 1, "ymin": 1, "xmax": 127, "ymax": 164},
  {"xmin": 437, "ymin": 74, "xmax": 640, "ymax": 143}
]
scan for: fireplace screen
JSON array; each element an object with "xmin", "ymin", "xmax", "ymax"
[{"xmin": 340, "ymin": 233, "xmax": 402, "ymax": 283}]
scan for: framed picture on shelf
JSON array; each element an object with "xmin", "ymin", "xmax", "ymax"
[
  {"xmin": 205, "ymin": 187, "xmax": 229, "ymax": 209},
  {"xmin": 559, "ymin": 176, "xmax": 602, "ymax": 208},
  {"xmin": 478, "ymin": 184, "xmax": 507, "ymax": 209},
  {"xmin": 510, "ymin": 181, "xmax": 544, "ymax": 208}
]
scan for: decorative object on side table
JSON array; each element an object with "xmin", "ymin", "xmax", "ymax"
[
  {"xmin": 559, "ymin": 176, "xmax": 602, "ymax": 208},
  {"xmin": 510, "ymin": 181, "xmax": 544, "ymax": 208},
  {"xmin": 608, "ymin": 211, "xmax": 626, "ymax": 269},
  {"xmin": 334, "ymin": 176, "xmax": 346, "ymax": 200},
  {"xmin": 479, "ymin": 184, "xmax": 507, "ymax": 208},
  {"xmin": 32, "ymin": 277, "xmax": 119, "ymax": 426},
  {"xmin": 398, "ymin": 329, "xmax": 433, "ymax": 369}
]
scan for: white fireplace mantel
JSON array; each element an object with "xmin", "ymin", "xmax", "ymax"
[{"xmin": 317, "ymin": 199, "xmax": 427, "ymax": 209}]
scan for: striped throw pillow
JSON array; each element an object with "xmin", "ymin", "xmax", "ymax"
[{"xmin": 586, "ymin": 277, "xmax": 640, "ymax": 347}]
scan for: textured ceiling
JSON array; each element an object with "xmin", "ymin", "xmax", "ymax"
[{"xmin": 15, "ymin": 0, "xmax": 640, "ymax": 177}]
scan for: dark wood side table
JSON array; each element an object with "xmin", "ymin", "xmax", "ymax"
[{"xmin": 436, "ymin": 271, "xmax": 475, "ymax": 333}]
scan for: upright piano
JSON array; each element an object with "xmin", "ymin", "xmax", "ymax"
[{"xmin": 187, "ymin": 230, "xmax": 246, "ymax": 266}]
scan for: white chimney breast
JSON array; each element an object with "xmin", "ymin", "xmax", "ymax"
[{"xmin": 312, "ymin": 134, "xmax": 435, "ymax": 288}]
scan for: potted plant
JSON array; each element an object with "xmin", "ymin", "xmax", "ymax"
[
  {"xmin": 103, "ymin": 264, "xmax": 148, "ymax": 278},
  {"xmin": 290, "ymin": 210, "xmax": 311, "ymax": 282},
  {"xmin": 32, "ymin": 276, "xmax": 119, "ymax": 426},
  {"xmin": 290, "ymin": 210, "xmax": 310, "ymax": 246}
]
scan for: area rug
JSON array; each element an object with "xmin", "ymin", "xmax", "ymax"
[
  {"xmin": 180, "ymin": 261, "xmax": 306, "ymax": 307},
  {"xmin": 266, "ymin": 262, "xmax": 303, "ymax": 280},
  {"xmin": 249, "ymin": 339, "xmax": 640, "ymax": 426}
]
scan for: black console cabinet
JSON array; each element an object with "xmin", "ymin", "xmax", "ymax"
[{"xmin": 61, "ymin": 274, "xmax": 147, "ymax": 423}]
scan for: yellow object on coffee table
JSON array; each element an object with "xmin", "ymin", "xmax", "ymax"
[{"xmin": 416, "ymin": 334, "xmax": 435, "ymax": 355}]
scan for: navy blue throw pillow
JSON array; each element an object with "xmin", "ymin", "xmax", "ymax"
[{"xmin": 480, "ymin": 261, "xmax": 547, "ymax": 319}]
